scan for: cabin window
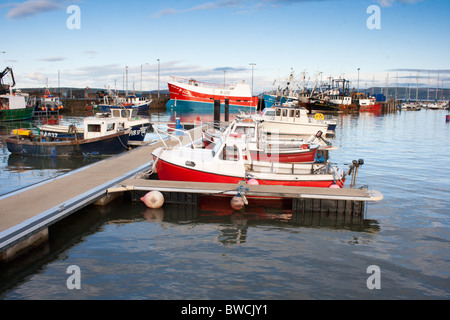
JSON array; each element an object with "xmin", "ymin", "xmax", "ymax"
[
  {"xmin": 87, "ymin": 124, "xmax": 101, "ymax": 132},
  {"xmin": 295, "ymin": 110, "xmax": 300, "ymax": 118},
  {"xmin": 289, "ymin": 109, "xmax": 294, "ymax": 117},
  {"xmin": 106, "ymin": 123, "xmax": 115, "ymax": 131},
  {"xmin": 265, "ymin": 110, "xmax": 275, "ymax": 117},
  {"xmin": 121, "ymin": 110, "xmax": 127, "ymax": 118},
  {"xmin": 275, "ymin": 109, "xmax": 281, "ymax": 116},
  {"xmin": 282, "ymin": 109, "xmax": 288, "ymax": 117},
  {"xmin": 112, "ymin": 110, "xmax": 120, "ymax": 117}
]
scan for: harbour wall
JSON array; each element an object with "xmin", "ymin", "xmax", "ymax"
[{"xmin": 58, "ymin": 94, "xmax": 169, "ymax": 115}]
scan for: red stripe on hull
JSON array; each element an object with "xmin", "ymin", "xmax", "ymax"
[
  {"xmin": 249, "ymin": 149, "xmax": 317, "ymax": 163},
  {"xmin": 156, "ymin": 159, "xmax": 343, "ymax": 188},
  {"xmin": 168, "ymin": 83, "xmax": 258, "ymax": 107}
]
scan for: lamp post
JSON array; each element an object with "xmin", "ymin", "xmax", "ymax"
[
  {"xmin": 125, "ymin": 66, "xmax": 129, "ymax": 96},
  {"xmin": 141, "ymin": 63, "xmax": 149, "ymax": 95},
  {"xmin": 357, "ymin": 68, "xmax": 360, "ymax": 93},
  {"xmin": 249, "ymin": 63, "xmax": 256, "ymax": 97},
  {"xmin": 157, "ymin": 59, "xmax": 160, "ymax": 98}
]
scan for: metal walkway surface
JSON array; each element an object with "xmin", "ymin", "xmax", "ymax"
[
  {"xmin": 0, "ymin": 126, "xmax": 205, "ymax": 259},
  {"xmin": 0, "ymin": 142, "xmax": 156, "ymax": 253}
]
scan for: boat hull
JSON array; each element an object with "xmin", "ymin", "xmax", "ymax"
[
  {"xmin": 168, "ymin": 82, "xmax": 258, "ymax": 108},
  {"xmin": 359, "ymin": 103, "xmax": 382, "ymax": 112},
  {"xmin": 40, "ymin": 123, "xmax": 150, "ymax": 142},
  {"xmin": 248, "ymin": 146, "xmax": 318, "ymax": 163},
  {"xmin": 0, "ymin": 106, "xmax": 35, "ymax": 121},
  {"xmin": 262, "ymin": 94, "xmax": 288, "ymax": 109},
  {"xmin": 155, "ymin": 158, "xmax": 342, "ymax": 188},
  {"xmin": 126, "ymin": 123, "xmax": 151, "ymax": 141},
  {"xmin": 302, "ymin": 101, "xmax": 359, "ymax": 113},
  {"xmin": 5, "ymin": 132, "xmax": 130, "ymax": 157},
  {"xmin": 260, "ymin": 121, "xmax": 328, "ymax": 136}
]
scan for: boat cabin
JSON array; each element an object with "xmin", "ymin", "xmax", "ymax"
[
  {"xmin": 262, "ymin": 106, "xmax": 310, "ymax": 124},
  {"xmin": 83, "ymin": 114, "xmax": 126, "ymax": 139},
  {"xmin": 0, "ymin": 91, "xmax": 30, "ymax": 110},
  {"xmin": 111, "ymin": 108, "xmax": 138, "ymax": 120}
]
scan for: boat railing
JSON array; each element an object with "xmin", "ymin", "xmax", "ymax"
[
  {"xmin": 170, "ymin": 76, "xmax": 237, "ymax": 90},
  {"xmin": 153, "ymin": 125, "xmax": 198, "ymax": 149}
]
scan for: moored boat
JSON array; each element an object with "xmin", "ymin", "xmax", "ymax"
[
  {"xmin": 167, "ymin": 76, "xmax": 259, "ymax": 110},
  {"xmin": 96, "ymin": 89, "xmax": 152, "ymax": 114},
  {"xmin": 202, "ymin": 118, "xmax": 331, "ymax": 163},
  {"xmin": 359, "ymin": 96, "xmax": 382, "ymax": 112},
  {"xmin": 152, "ymin": 133, "xmax": 349, "ymax": 189},
  {"xmin": 5, "ymin": 114, "xmax": 130, "ymax": 157},
  {"xmin": 237, "ymin": 105, "xmax": 335, "ymax": 137},
  {"xmin": 38, "ymin": 108, "xmax": 151, "ymax": 144},
  {"xmin": 0, "ymin": 67, "xmax": 36, "ymax": 121}
]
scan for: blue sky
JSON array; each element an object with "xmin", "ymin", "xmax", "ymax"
[{"xmin": 1, "ymin": 0, "xmax": 449, "ymax": 93}]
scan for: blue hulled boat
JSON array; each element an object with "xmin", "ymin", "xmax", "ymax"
[
  {"xmin": 5, "ymin": 114, "xmax": 130, "ymax": 157},
  {"xmin": 39, "ymin": 108, "xmax": 151, "ymax": 145}
]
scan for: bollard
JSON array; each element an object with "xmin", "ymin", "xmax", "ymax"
[
  {"xmin": 224, "ymin": 98, "xmax": 229, "ymax": 122},
  {"xmin": 214, "ymin": 100, "xmax": 220, "ymax": 129}
]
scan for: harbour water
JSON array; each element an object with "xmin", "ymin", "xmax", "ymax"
[{"xmin": 0, "ymin": 108, "xmax": 449, "ymax": 300}]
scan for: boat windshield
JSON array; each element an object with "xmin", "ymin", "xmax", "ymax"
[
  {"xmin": 263, "ymin": 109, "xmax": 275, "ymax": 119},
  {"xmin": 234, "ymin": 125, "xmax": 255, "ymax": 138},
  {"xmin": 211, "ymin": 137, "xmax": 224, "ymax": 157}
]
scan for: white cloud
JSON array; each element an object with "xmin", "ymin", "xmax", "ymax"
[
  {"xmin": 27, "ymin": 71, "xmax": 46, "ymax": 81},
  {"xmin": 152, "ymin": 0, "xmax": 241, "ymax": 18},
  {"xmin": 377, "ymin": 0, "xmax": 423, "ymax": 7},
  {"xmin": 7, "ymin": 0, "xmax": 62, "ymax": 19},
  {"xmin": 36, "ymin": 57, "xmax": 67, "ymax": 62}
]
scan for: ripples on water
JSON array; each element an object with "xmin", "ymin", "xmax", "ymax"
[{"xmin": 0, "ymin": 109, "xmax": 449, "ymax": 300}]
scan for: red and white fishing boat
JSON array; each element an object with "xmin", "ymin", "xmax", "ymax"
[
  {"xmin": 202, "ymin": 119, "xmax": 327, "ymax": 163},
  {"xmin": 359, "ymin": 96, "xmax": 381, "ymax": 112},
  {"xmin": 168, "ymin": 76, "xmax": 259, "ymax": 108},
  {"xmin": 152, "ymin": 134, "xmax": 347, "ymax": 188}
]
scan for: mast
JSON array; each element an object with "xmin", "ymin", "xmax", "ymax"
[
  {"xmin": 416, "ymin": 72, "xmax": 419, "ymax": 101},
  {"xmin": 436, "ymin": 70, "xmax": 439, "ymax": 100}
]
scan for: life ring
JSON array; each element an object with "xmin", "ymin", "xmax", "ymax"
[{"xmin": 314, "ymin": 113, "xmax": 324, "ymax": 120}]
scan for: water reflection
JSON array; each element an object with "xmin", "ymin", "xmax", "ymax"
[
  {"xmin": 7, "ymin": 154, "xmax": 98, "ymax": 172},
  {"xmin": 138, "ymin": 196, "xmax": 380, "ymax": 240}
]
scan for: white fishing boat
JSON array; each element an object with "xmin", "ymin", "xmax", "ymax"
[
  {"xmin": 237, "ymin": 105, "xmax": 335, "ymax": 137},
  {"xmin": 400, "ymin": 102, "xmax": 421, "ymax": 110},
  {"xmin": 39, "ymin": 108, "xmax": 151, "ymax": 144},
  {"xmin": 0, "ymin": 67, "xmax": 36, "ymax": 121},
  {"xmin": 202, "ymin": 118, "xmax": 334, "ymax": 163}
]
